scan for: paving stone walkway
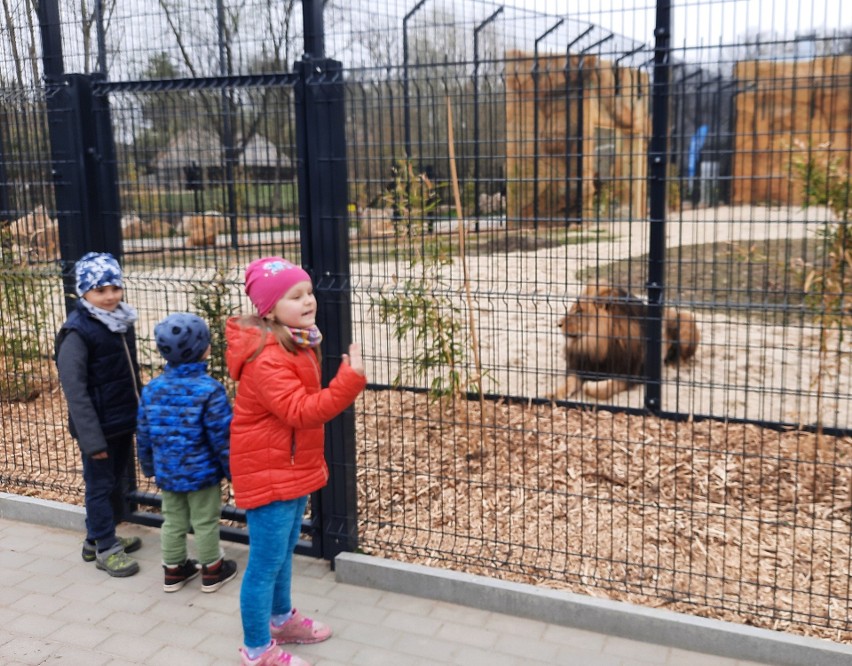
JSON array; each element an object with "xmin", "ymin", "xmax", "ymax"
[{"xmin": 0, "ymin": 517, "xmax": 767, "ymax": 666}]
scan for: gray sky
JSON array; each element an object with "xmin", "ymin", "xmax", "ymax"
[{"xmin": 507, "ymin": 0, "xmax": 851, "ymax": 48}]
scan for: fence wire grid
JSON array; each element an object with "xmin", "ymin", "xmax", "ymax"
[{"xmin": 2, "ymin": 0, "xmax": 852, "ymax": 644}]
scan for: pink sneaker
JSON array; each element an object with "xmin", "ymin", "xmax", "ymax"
[
  {"xmin": 270, "ymin": 609, "xmax": 332, "ymax": 645},
  {"xmin": 239, "ymin": 641, "xmax": 311, "ymax": 666}
]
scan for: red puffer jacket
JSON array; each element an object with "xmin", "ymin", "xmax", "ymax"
[{"xmin": 225, "ymin": 317, "xmax": 366, "ymax": 510}]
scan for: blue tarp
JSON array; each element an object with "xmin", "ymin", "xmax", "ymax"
[{"xmin": 687, "ymin": 124, "xmax": 709, "ymax": 180}]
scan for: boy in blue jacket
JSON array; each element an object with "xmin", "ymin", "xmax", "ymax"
[{"xmin": 136, "ymin": 312, "xmax": 238, "ymax": 593}]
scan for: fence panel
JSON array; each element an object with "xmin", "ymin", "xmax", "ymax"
[{"xmin": 338, "ymin": 0, "xmax": 852, "ymax": 642}]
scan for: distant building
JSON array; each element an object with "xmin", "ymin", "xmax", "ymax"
[{"xmin": 153, "ymin": 128, "xmax": 293, "ymax": 188}]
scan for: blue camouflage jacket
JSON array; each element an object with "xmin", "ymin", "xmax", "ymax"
[{"xmin": 136, "ymin": 361, "xmax": 232, "ymax": 493}]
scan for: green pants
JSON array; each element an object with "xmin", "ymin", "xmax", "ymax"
[{"xmin": 160, "ymin": 484, "xmax": 223, "ymax": 566}]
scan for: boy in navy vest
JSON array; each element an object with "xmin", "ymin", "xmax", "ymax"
[{"xmin": 55, "ymin": 252, "xmax": 143, "ymax": 577}]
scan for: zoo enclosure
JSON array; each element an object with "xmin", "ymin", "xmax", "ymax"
[{"xmin": 2, "ymin": 0, "xmax": 852, "ymax": 645}]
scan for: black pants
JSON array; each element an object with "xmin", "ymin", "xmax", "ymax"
[{"xmin": 81, "ymin": 432, "xmax": 133, "ymax": 550}]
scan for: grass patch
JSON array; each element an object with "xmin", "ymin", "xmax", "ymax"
[
  {"xmin": 122, "ymin": 182, "xmax": 299, "ymax": 218},
  {"xmin": 579, "ymin": 237, "xmax": 826, "ymax": 325},
  {"xmin": 350, "ymin": 225, "xmax": 611, "ymax": 263}
]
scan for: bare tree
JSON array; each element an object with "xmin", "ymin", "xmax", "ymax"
[{"xmin": 1, "ymin": 0, "xmax": 25, "ymax": 88}]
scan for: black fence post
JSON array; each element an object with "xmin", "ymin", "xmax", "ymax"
[
  {"xmin": 38, "ymin": 0, "xmax": 131, "ymax": 514},
  {"xmin": 42, "ymin": 74, "xmax": 123, "ymax": 313},
  {"xmin": 88, "ymin": 77, "xmax": 123, "ymax": 258},
  {"xmin": 645, "ymin": 0, "xmax": 672, "ymax": 413},
  {"xmin": 0, "ymin": 130, "xmax": 10, "ymax": 225},
  {"xmin": 403, "ymin": 0, "xmax": 428, "ymax": 162},
  {"xmin": 38, "ymin": 1, "xmax": 120, "ymax": 311},
  {"xmin": 38, "ymin": 0, "xmax": 77, "ymax": 306},
  {"xmin": 473, "ymin": 8, "xmax": 503, "ymax": 232},
  {"xmin": 295, "ymin": 0, "xmax": 357, "ymax": 561},
  {"xmin": 217, "ymin": 0, "xmax": 240, "ymax": 249}
]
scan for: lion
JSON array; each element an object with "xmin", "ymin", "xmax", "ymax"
[
  {"xmin": 548, "ymin": 284, "xmax": 700, "ymax": 400},
  {"xmin": 182, "ymin": 211, "xmax": 224, "ymax": 247}
]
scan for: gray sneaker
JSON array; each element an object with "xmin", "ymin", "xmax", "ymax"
[
  {"xmin": 95, "ymin": 543, "xmax": 140, "ymax": 577},
  {"xmin": 82, "ymin": 535, "xmax": 142, "ymax": 562}
]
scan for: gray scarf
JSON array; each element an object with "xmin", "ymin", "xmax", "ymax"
[{"xmin": 80, "ymin": 300, "xmax": 139, "ymax": 333}]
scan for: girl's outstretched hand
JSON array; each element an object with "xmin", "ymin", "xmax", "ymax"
[{"xmin": 343, "ymin": 343, "xmax": 366, "ymax": 376}]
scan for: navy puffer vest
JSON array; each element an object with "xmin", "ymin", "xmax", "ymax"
[{"xmin": 56, "ymin": 302, "xmax": 140, "ymax": 439}]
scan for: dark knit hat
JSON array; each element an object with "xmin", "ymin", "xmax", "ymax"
[{"xmin": 154, "ymin": 313, "xmax": 211, "ymax": 365}]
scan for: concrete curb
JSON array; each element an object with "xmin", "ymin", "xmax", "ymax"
[
  {"xmin": 0, "ymin": 492, "xmax": 86, "ymax": 531},
  {"xmin": 334, "ymin": 551, "xmax": 852, "ymax": 666}
]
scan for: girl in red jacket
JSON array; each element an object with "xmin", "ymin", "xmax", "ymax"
[{"xmin": 226, "ymin": 256, "xmax": 366, "ymax": 666}]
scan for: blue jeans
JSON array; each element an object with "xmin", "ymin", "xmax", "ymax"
[
  {"xmin": 241, "ymin": 496, "xmax": 308, "ymax": 649},
  {"xmin": 80, "ymin": 432, "xmax": 133, "ymax": 550}
]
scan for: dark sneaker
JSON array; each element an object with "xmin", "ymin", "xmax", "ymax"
[
  {"xmin": 95, "ymin": 543, "xmax": 140, "ymax": 577},
  {"xmin": 201, "ymin": 557, "xmax": 238, "ymax": 592},
  {"xmin": 163, "ymin": 559, "xmax": 200, "ymax": 592},
  {"xmin": 82, "ymin": 535, "xmax": 142, "ymax": 562}
]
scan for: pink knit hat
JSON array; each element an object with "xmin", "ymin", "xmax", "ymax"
[{"xmin": 244, "ymin": 256, "xmax": 312, "ymax": 317}]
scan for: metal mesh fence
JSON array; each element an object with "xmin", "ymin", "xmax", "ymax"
[{"xmin": 2, "ymin": 0, "xmax": 851, "ymax": 642}]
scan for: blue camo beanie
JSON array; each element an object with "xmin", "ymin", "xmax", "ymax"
[
  {"xmin": 154, "ymin": 312, "xmax": 211, "ymax": 365},
  {"xmin": 75, "ymin": 251, "xmax": 123, "ymax": 296}
]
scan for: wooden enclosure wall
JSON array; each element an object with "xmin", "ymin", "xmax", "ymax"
[
  {"xmin": 732, "ymin": 55, "xmax": 852, "ymax": 207},
  {"xmin": 505, "ymin": 50, "xmax": 650, "ymax": 224}
]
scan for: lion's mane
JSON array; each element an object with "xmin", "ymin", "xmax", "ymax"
[{"xmin": 552, "ymin": 284, "xmax": 699, "ymax": 400}]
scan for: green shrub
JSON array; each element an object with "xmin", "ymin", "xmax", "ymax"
[
  {"xmin": 373, "ymin": 160, "xmax": 473, "ymax": 398},
  {"xmin": 191, "ymin": 269, "xmax": 239, "ymax": 386},
  {"xmin": 791, "ymin": 145, "xmax": 851, "ymax": 329},
  {"xmin": 0, "ymin": 261, "xmax": 56, "ymax": 402},
  {"xmin": 791, "ymin": 144, "xmax": 851, "ymax": 437}
]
